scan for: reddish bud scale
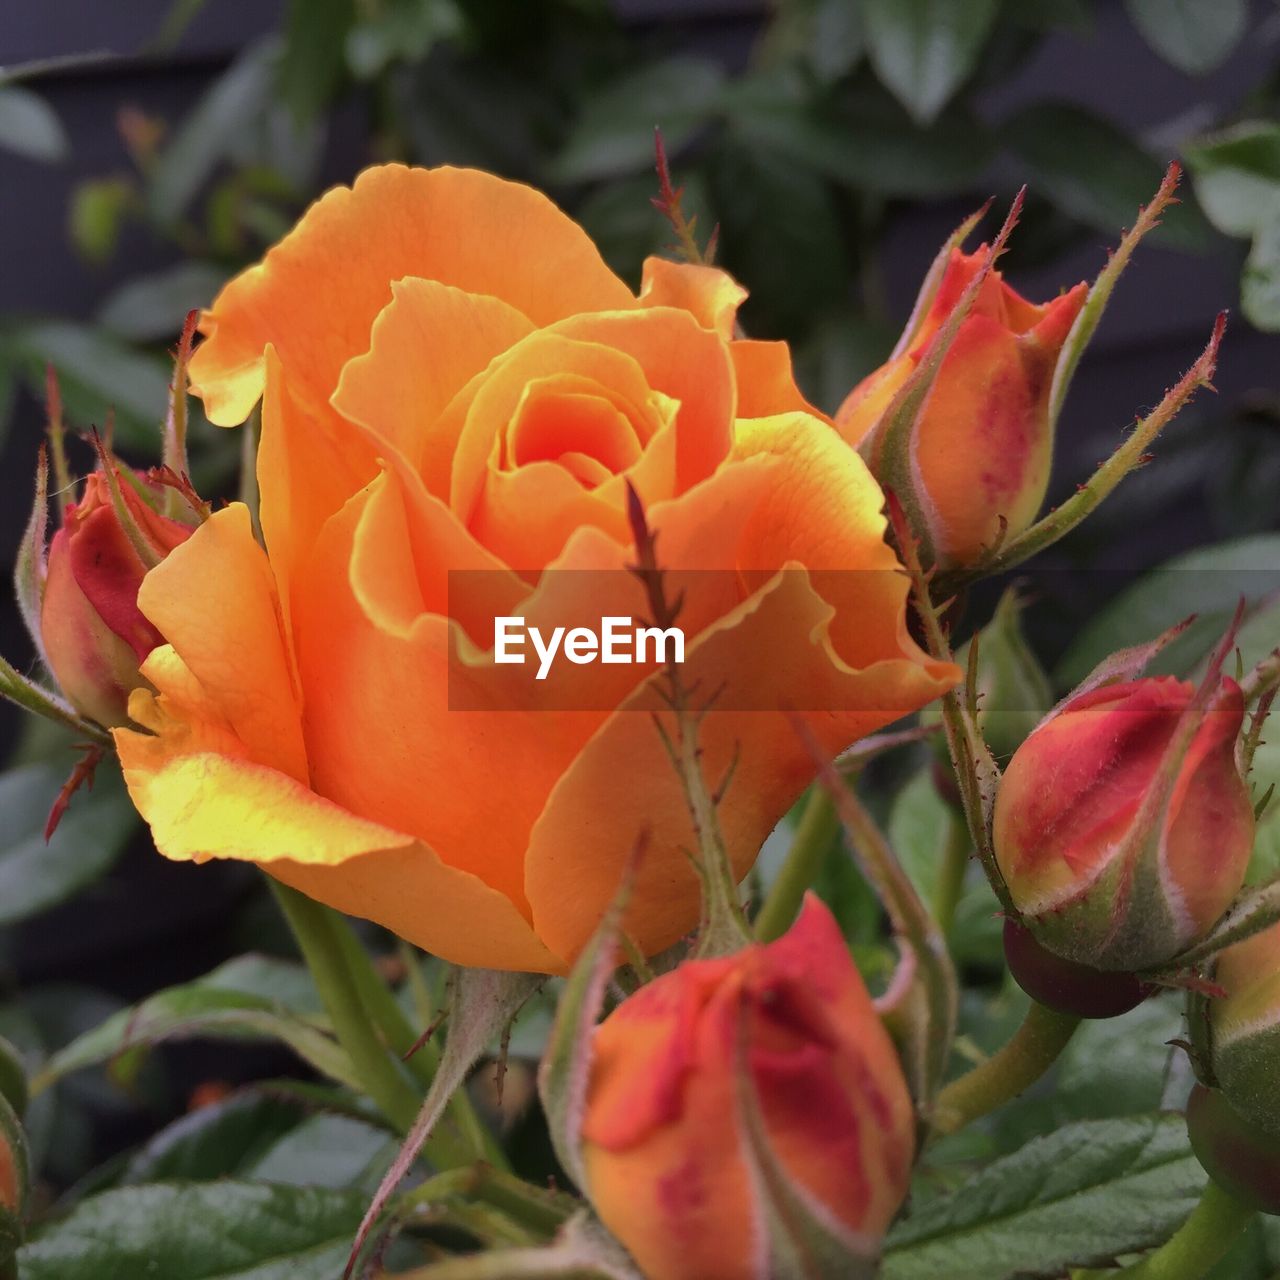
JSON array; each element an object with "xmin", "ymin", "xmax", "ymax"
[
  {"xmin": 41, "ymin": 468, "xmax": 193, "ymax": 727},
  {"xmin": 581, "ymin": 896, "xmax": 913, "ymax": 1280},
  {"xmin": 993, "ymin": 675, "xmax": 1253, "ymax": 972}
]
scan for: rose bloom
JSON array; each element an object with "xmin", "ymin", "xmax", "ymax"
[
  {"xmin": 115, "ymin": 165, "xmax": 954, "ymax": 972},
  {"xmin": 582, "ymin": 895, "xmax": 914, "ymax": 1280}
]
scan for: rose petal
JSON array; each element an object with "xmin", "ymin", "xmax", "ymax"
[
  {"xmin": 331, "ymin": 277, "xmax": 535, "ymax": 490},
  {"xmin": 136, "ymin": 502, "xmax": 307, "ymax": 782},
  {"xmin": 190, "ymin": 164, "xmax": 634, "ymax": 425},
  {"xmin": 639, "ymin": 256, "xmax": 746, "ymax": 339}
]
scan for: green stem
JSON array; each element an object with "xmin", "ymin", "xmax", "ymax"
[
  {"xmin": 328, "ymin": 921, "xmax": 507, "ymax": 1169},
  {"xmin": 755, "ymin": 787, "xmax": 839, "ymax": 943},
  {"xmin": 934, "ymin": 810, "xmax": 970, "ymax": 935},
  {"xmin": 269, "ymin": 881, "xmax": 435, "ymax": 1141},
  {"xmin": 400, "ymin": 1163, "xmax": 576, "ymax": 1239},
  {"xmin": 1076, "ymin": 1181, "xmax": 1255, "ymax": 1280},
  {"xmin": 931, "ymin": 1001, "xmax": 1080, "ymax": 1137}
]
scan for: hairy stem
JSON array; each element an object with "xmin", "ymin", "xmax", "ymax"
[
  {"xmin": 931, "ymin": 1001, "xmax": 1080, "ymax": 1137},
  {"xmin": 270, "ymin": 880, "xmax": 458, "ymax": 1157}
]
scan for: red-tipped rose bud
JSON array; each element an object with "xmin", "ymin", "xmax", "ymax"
[
  {"xmin": 40, "ymin": 467, "xmax": 194, "ymax": 727},
  {"xmin": 581, "ymin": 896, "xmax": 914, "ymax": 1280},
  {"xmin": 837, "ymin": 247, "xmax": 1086, "ymax": 569},
  {"xmin": 993, "ymin": 675, "xmax": 1253, "ymax": 972}
]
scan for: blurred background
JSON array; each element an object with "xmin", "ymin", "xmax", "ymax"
[{"xmin": 0, "ymin": 0, "xmax": 1277, "ymax": 1194}]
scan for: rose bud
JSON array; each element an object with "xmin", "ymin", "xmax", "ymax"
[
  {"xmin": 41, "ymin": 467, "xmax": 194, "ymax": 727},
  {"xmin": 581, "ymin": 895, "xmax": 914, "ymax": 1280},
  {"xmin": 992, "ymin": 675, "xmax": 1254, "ymax": 972},
  {"xmin": 836, "ymin": 246, "xmax": 1087, "ymax": 569},
  {"xmin": 1197, "ymin": 921, "xmax": 1280, "ymax": 1142}
]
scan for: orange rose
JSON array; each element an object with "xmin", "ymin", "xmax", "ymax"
[
  {"xmin": 114, "ymin": 164, "xmax": 955, "ymax": 972},
  {"xmin": 837, "ymin": 248, "xmax": 1087, "ymax": 568},
  {"xmin": 582, "ymin": 895, "xmax": 914, "ymax": 1279}
]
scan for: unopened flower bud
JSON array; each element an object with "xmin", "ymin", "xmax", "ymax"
[
  {"xmin": 581, "ymin": 896, "xmax": 914, "ymax": 1280},
  {"xmin": 837, "ymin": 247, "xmax": 1086, "ymax": 569},
  {"xmin": 1197, "ymin": 922, "xmax": 1280, "ymax": 1143},
  {"xmin": 993, "ymin": 675, "xmax": 1253, "ymax": 971},
  {"xmin": 40, "ymin": 468, "xmax": 194, "ymax": 727}
]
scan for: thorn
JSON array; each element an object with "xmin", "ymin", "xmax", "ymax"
[{"xmin": 45, "ymin": 743, "xmax": 105, "ymax": 840}]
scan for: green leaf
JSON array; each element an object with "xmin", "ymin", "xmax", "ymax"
[
  {"xmin": 883, "ymin": 1114, "xmax": 1206, "ymax": 1280},
  {"xmin": 148, "ymin": 39, "xmax": 279, "ymax": 225},
  {"xmin": 247, "ymin": 1114, "xmax": 399, "ymax": 1192},
  {"xmin": 758, "ymin": 0, "xmax": 865, "ymax": 85},
  {"xmin": 551, "ymin": 57, "xmax": 726, "ymax": 183},
  {"xmin": 707, "ymin": 139, "xmax": 849, "ymax": 333},
  {"xmin": 1005, "ymin": 102, "xmax": 1211, "ymax": 251},
  {"xmin": 277, "ymin": 0, "xmax": 356, "ymax": 123},
  {"xmin": 1185, "ymin": 122, "xmax": 1280, "ymax": 238},
  {"xmin": 17, "ymin": 1182, "xmax": 369, "ymax": 1280},
  {"xmin": 1055, "ymin": 534, "xmax": 1280, "ymax": 688},
  {"xmin": 1242, "ymin": 211, "xmax": 1280, "ymax": 331},
  {"xmin": 120, "ymin": 1092, "xmax": 309, "ymax": 1185},
  {"xmin": 1124, "ymin": 0, "xmax": 1248, "ymax": 76},
  {"xmin": 9, "ymin": 322, "xmax": 171, "ymax": 452},
  {"xmin": 36, "ymin": 962, "xmax": 361, "ymax": 1094},
  {"xmin": 345, "ymin": 0, "xmax": 461, "ymax": 79},
  {"xmin": 863, "ymin": 0, "xmax": 1001, "ymax": 125},
  {"xmin": 0, "ymin": 765, "xmax": 136, "ymax": 928},
  {"xmin": 0, "ymin": 86, "xmax": 67, "ymax": 163},
  {"xmin": 96, "ymin": 263, "xmax": 227, "ymax": 342},
  {"xmin": 730, "ymin": 77, "xmax": 993, "ymax": 199}
]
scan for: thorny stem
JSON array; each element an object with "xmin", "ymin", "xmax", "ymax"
[
  {"xmin": 625, "ymin": 483, "xmax": 750, "ymax": 956},
  {"xmin": 930, "ymin": 1001, "xmax": 1081, "ymax": 1138},
  {"xmin": 1049, "ymin": 163, "xmax": 1183, "ymax": 429},
  {"xmin": 887, "ymin": 494, "xmax": 1011, "ymax": 914},
  {"xmin": 1242, "ymin": 649, "xmax": 1280, "ymax": 706},
  {"xmin": 652, "ymin": 128, "xmax": 716, "ymax": 267}
]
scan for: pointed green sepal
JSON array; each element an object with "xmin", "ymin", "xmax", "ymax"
[{"xmin": 345, "ymin": 967, "xmax": 542, "ymax": 1278}]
